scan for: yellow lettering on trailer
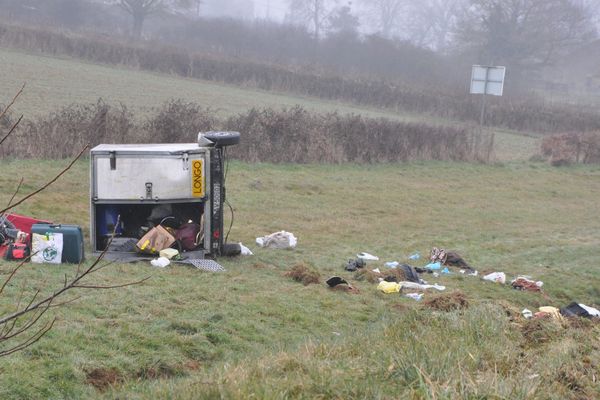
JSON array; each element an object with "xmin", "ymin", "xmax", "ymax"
[{"xmin": 191, "ymin": 159, "xmax": 204, "ymax": 197}]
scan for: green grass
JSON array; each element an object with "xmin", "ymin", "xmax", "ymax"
[
  {"xmin": 0, "ymin": 159, "xmax": 598, "ymax": 399},
  {"xmin": 0, "ymin": 46, "xmax": 540, "ymax": 161}
]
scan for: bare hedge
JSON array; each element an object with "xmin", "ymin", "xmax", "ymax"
[
  {"xmin": 1, "ymin": 23, "xmax": 599, "ymax": 135},
  {"xmin": 1, "ymin": 100, "xmax": 476, "ymax": 163},
  {"xmin": 541, "ymin": 132, "xmax": 600, "ymax": 166}
]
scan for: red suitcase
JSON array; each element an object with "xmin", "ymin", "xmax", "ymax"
[{"xmin": 5, "ymin": 213, "xmax": 52, "ymax": 235}]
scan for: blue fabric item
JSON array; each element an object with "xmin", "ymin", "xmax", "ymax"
[
  {"xmin": 442, "ymin": 267, "xmax": 451, "ymax": 274},
  {"xmin": 425, "ymin": 262, "xmax": 441, "ymax": 270}
]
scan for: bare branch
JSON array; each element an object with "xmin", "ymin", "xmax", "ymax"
[
  {"xmin": 0, "ymin": 83, "xmax": 25, "ymax": 123},
  {"xmin": 72, "ymin": 276, "xmax": 151, "ymax": 290},
  {"xmin": 0, "ymin": 319, "xmax": 55, "ymax": 357},
  {"xmin": 5, "ymin": 177, "xmax": 24, "ymax": 210},
  {"xmin": 0, "ymin": 115, "xmax": 23, "ymax": 148},
  {"xmin": 0, "ymin": 256, "xmax": 30, "ymax": 296}
]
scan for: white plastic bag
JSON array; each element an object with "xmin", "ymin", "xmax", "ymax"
[
  {"xmin": 150, "ymin": 257, "xmax": 170, "ymax": 268},
  {"xmin": 31, "ymin": 232, "xmax": 63, "ymax": 264},
  {"xmin": 239, "ymin": 242, "xmax": 254, "ymax": 255},
  {"xmin": 256, "ymin": 231, "xmax": 297, "ymax": 249},
  {"xmin": 483, "ymin": 272, "xmax": 506, "ymax": 284},
  {"xmin": 357, "ymin": 252, "xmax": 379, "ymax": 261}
]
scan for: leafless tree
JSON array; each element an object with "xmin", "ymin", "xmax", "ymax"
[
  {"xmin": 287, "ymin": 0, "xmax": 333, "ymax": 40},
  {"xmin": 405, "ymin": 0, "xmax": 466, "ymax": 51},
  {"xmin": 365, "ymin": 0, "xmax": 406, "ymax": 39},
  {"xmin": 453, "ymin": 0, "xmax": 595, "ymax": 72},
  {"xmin": 109, "ymin": 0, "xmax": 192, "ymax": 38},
  {"xmin": 0, "ymin": 88, "xmax": 148, "ymax": 357}
]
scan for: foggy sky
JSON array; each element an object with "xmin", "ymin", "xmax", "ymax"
[{"xmin": 253, "ymin": 0, "xmax": 288, "ymax": 21}]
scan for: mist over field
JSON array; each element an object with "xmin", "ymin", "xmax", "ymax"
[{"xmin": 1, "ymin": 1, "xmax": 600, "ymax": 399}]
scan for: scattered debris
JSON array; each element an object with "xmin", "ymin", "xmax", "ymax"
[
  {"xmin": 400, "ymin": 281, "xmax": 445, "ymax": 291},
  {"xmin": 326, "ymin": 276, "xmax": 358, "ymax": 293},
  {"xmin": 354, "ymin": 269, "xmax": 383, "ymax": 283},
  {"xmin": 424, "ymin": 261, "xmax": 442, "ymax": 270},
  {"xmin": 285, "ymin": 264, "xmax": 320, "ymax": 286},
  {"xmin": 31, "ymin": 232, "xmax": 63, "ymax": 264},
  {"xmin": 239, "ymin": 243, "xmax": 253, "ymax": 256},
  {"xmin": 378, "ymin": 281, "xmax": 401, "ymax": 293},
  {"xmin": 561, "ymin": 302, "xmax": 600, "ymax": 319},
  {"xmin": 537, "ymin": 306, "xmax": 563, "ymax": 320},
  {"xmin": 441, "ymin": 267, "xmax": 451, "ymax": 274},
  {"xmin": 408, "ymin": 252, "xmax": 420, "ymax": 260},
  {"xmin": 522, "ymin": 309, "xmax": 533, "ymax": 319},
  {"xmin": 256, "ymin": 231, "xmax": 297, "ymax": 249},
  {"xmin": 326, "ymin": 276, "xmax": 348, "ymax": 287},
  {"xmin": 137, "ymin": 225, "xmax": 176, "ymax": 255},
  {"xmin": 357, "ymin": 252, "xmax": 379, "ymax": 261},
  {"xmin": 372, "ymin": 268, "xmax": 381, "ymax": 274},
  {"xmin": 423, "ymin": 291, "xmax": 469, "ymax": 311},
  {"xmin": 385, "ymin": 261, "xmax": 399, "ymax": 268},
  {"xmin": 404, "ymin": 293, "xmax": 423, "ymax": 301},
  {"xmin": 150, "ymin": 257, "xmax": 170, "ymax": 268},
  {"xmin": 430, "ymin": 247, "xmax": 475, "ymax": 271},
  {"xmin": 399, "ymin": 264, "xmax": 421, "ymax": 283},
  {"xmin": 345, "ymin": 258, "xmax": 366, "ymax": 271},
  {"xmin": 159, "ymin": 248, "xmax": 179, "ymax": 260},
  {"xmin": 483, "ymin": 272, "xmax": 506, "ymax": 284},
  {"xmin": 512, "ymin": 277, "xmax": 543, "ymax": 292}
]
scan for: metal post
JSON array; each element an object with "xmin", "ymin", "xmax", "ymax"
[{"xmin": 480, "ymin": 66, "xmax": 495, "ymax": 162}]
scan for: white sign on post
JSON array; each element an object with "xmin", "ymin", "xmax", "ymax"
[{"xmin": 470, "ymin": 65, "xmax": 506, "ymax": 96}]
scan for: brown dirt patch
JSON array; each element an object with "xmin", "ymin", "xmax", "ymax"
[
  {"xmin": 183, "ymin": 360, "xmax": 201, "ymax": 371},
  {"xmin": 329, "ymin": 284, "xmax": 360, "ymax": 294},
  {"xmin": 354, "ymin": 268, "xmax": 406, "ymax": 283},
  {"xmin": 85, "ymin": 368, "xmax": 124, "ymax": 391},
  {"xmin": 520, "ymin": 318, "xmax": 563, "ymax": 346},
  {"xmin": 565, "ymin": 316, "xmax": 598, "ymax": 330},
  {"xmin": 496, "ymin": 300, "xmax": 523, "ymax": 322},
  {"xmin": 284, "ymin": 264, "xmax": 320, "ymax": 286},
  {"xmin": 423, "ymin": 291, "xmax": 469, "ymax": 312},
  {"xmin": 135, "ymin": 362, "xmax": 181, "ymax": 381}
]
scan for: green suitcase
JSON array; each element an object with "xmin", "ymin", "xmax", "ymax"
[{"xmin": 31, "ymin": 224, "xmax": 84, "ymax": 264}]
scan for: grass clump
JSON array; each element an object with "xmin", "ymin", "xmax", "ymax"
[
  {"xmin": 423, "ymin": 291, "xmax": 470, "ymax": 312},
  {"xmin": 520, "ymin": 318, "xmax": 565, "ymax": 347},
  {"xmin": 284, "ymin": 264, "xmax": 320, "ymax": 286}
]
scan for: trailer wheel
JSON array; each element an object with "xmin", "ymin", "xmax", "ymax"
[{"xmin": 203, "ymin": 131, "xmax": 240, "ymax": 147}]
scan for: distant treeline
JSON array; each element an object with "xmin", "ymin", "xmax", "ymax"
[
  {"xmin": 1, "ymin": 100, "xmax": 476, "ymax": 163},
  {"xmin": 1, "ymin": 23, "xmax": 600, "ymax": 135}
]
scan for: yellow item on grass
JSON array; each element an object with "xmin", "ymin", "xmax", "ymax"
[
  {"xmin": 377, "ymin": 281, "xmax": 401, "ymax": 294},
  {"xmin": 159, "ymin": 248, "xmax": 179, "ymax": 260},
  {"xmin": 538, "ymin": 306, "xmax": 563, "ymax": 320}
]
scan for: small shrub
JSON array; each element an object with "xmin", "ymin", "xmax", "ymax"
[{"xmin": 541, "ymin": 131, "xmax": 600, "ymax": 165}]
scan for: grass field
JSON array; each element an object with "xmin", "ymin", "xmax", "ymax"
[
  {"xmin": 0, "ymin": 46, "xmax": 540, "ymax": 162},
  {"xmin": 0, "ymin": 159, "xmax": 598, "ymax": 399}
]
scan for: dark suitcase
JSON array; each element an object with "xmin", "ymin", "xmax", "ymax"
[{"xmin": 31, "ymin": 224, "xmax": 85, "ymax": 264}]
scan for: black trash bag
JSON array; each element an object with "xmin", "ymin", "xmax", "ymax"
[
  {"xmin": 400, "ymin": 264, "xmax": 420, "ymax": 283},
  {"xmin": 326, "ymin": 276, "xmax": 348, "ymax": 287},
  {"xmin": 560, "ymin": 302, "xmax": 591, "ymax": 318},
  {"xmin": 344, "ymin": 258, "xmax": 365, "ymax": 272}
]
